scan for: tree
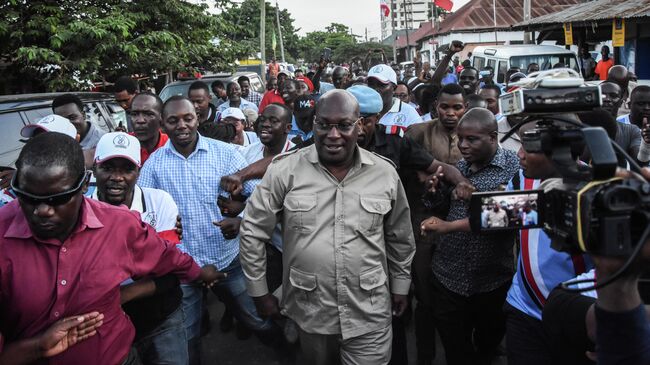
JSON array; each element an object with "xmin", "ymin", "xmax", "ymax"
[
  {"xmin": 298, "ymin": 23, "xmax": 356, "ymax": 64},
  {"xmin": 0, "ymin": 0, "xmax": 246, "ymax": 93},
  {"xmin": 333, "ymin": 42, "xmax": 392, "ymax": 67}
]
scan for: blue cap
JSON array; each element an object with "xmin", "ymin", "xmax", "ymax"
[{"xmin": 347, "ymin": 85, "xmax": 383, "ymax": 115}]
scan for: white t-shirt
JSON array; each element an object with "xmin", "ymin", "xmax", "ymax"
[
  {"xmin": 92, "ymin": 185, "xmax": 180, "ymax": 241},
  {"xmin": 617, "ymin": 114, "xmax": 631, "ymax": 124},
  {"xmin": 242, "ymin": 138, "xmax": 294, "ymax": 252},
  {"xmin": 379, "ymin": 98, "xmax": 423, "ymax": 130}
]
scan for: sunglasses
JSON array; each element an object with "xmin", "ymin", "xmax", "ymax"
[{"xmin": 11, "ymin": 171, "xmax": 90, "ymax": 206}]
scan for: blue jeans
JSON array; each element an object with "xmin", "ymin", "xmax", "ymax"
[
  {"xmin": 134, "ymin": 307, "xmax": 188, "ymax": 365},
  {"xmin": 181, "ymin": 256, "xmax": 274, "ymax": 341}
]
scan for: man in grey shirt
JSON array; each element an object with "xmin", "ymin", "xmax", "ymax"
[{"xmin": 52, "ymin": 93, "xmax": 105, "ymax": 150}]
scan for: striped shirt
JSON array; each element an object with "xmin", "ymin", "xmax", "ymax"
[
  {"xmin": 505, "ymin": 171, "xmax": 593, "ymax": 320},
  {"xmin": 138, "ymin": 135, "xmax": 255, "ymax": 269}
]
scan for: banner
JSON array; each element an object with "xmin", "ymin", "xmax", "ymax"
[
  {"xmin": 563, "ymin": 23, "xmax": 573, "ymax": 45},
  {"xmin": 612, "ymin": 18, "xmax": 625, "ymax": 47}
]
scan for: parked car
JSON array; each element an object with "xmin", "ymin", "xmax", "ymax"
[
  {"xmin": 0, "ymin": 92, "xmax": 126, "ymax": 168},
  {"xmin": 472, "ymin": 45, "xmax": 580, "ymax": 83},
  {"xmin": 159, "ymin": 72, "xmax": 265, "ymax": 104}
]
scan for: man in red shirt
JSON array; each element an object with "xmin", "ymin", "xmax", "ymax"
[
  {"xmin": 129, "ymin": 92, "xmax": 169, "ymax": 165},
  {"xmin": 0, "ymin": 133, "xmax": 223, "ymax": 365},
  {"xmin": 595, "ymin": 45, "xmax": 614, "ymax": 81}
]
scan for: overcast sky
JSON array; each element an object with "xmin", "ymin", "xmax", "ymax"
[{"xmin": 275, "ymin": 0, "xmax": 471, "ymax": 40}]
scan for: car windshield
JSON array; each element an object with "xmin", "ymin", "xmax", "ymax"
[
  {"xmin": 159, "ymin": 84, "xmax": 192, "ymax": 102},
  {"xmin": 510, "ymin": 54, "xmax": 579, "ymax": 72}
]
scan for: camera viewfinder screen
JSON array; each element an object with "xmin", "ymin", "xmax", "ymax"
[{"xmin": 480, "ymin": 193, "xmax": 540, "ymax": 230}]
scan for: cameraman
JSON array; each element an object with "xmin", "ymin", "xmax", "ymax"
[{"xmin": 503, "ymin": 119, "xmax": 594, "ymax": 365}]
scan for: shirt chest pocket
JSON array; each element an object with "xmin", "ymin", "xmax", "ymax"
[
  {"xmin": 284, "ymin": 195, "xmax": 317, "ymax": 232},
  {"xmin": 359, "ymin": 196, "xmax": 392, "ymax": 233}
]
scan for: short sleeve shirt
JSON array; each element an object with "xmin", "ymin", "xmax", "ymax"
[
  {"xmin": 379, "ymin": 98, "xmax": 423, "ymax": 130},
  {"xmin": 595, "ymin": 59, "xmax": 614, "ymax": 81},
  {"xmin": 432, "ymin": 148, "xmax": 520, "ymax": 296},
  {"xmin": 80, "ymin": 122, "xmax": 106, "ymax": 150}
]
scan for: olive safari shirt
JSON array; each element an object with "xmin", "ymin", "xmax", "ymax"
[{"xmin": 240, "ymin": 145, "xmax": 416, "ymax": 339}]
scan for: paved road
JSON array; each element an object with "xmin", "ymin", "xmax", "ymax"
[{"xmin": 199, "ymin": 294, "xmax": 507, "ymax": 365}]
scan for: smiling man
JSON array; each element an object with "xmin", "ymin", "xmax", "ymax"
[
  {"xmin": 239, "ymin": 89, "xmax": 416, "ymax": 365},
  {"xmin": 138, "ymin": 96, "xmax": 277, "ymax": 364},
  {"xmin": 218, "ymin": 82, "xmax": 259, "ymax": 116},
  {"xmin": 0, "ymin": 132, "xmax": 221, "ymax": 365},
  {"xmin": 92, "ymin": 132, "xmax": 189, "ymax": 365}
]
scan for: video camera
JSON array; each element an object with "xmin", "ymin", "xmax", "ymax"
[{"xmin": 470, "ymin": 69, "xmax": 650, "ymax": 258}]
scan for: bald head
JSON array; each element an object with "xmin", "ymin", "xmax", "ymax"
[
  {"xmin": 608, "ymin": 65, "xmax": 630, "ymax": 91},
  {"xmin": 458, "ymin": 107, "xmax": 497, "ymax": 134},
  {"xmin": 332, "ymin": 66, "xmax": 351, "ymax": 89},
  {"xmin": 316, "ymin": 89, "xmax": 360, "ymax": 119}
]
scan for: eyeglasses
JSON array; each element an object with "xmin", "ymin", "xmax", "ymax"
[
  {"xmin": 393, "ymin": 93, "xmax": 409, "ymax": 98},
  {"xmin": 313, "ymin": 119, "xmax": 360, "ymax": 133},
  {"xmin": 11, "ymin": 171, "xmax": 90, "ymax": 206}
]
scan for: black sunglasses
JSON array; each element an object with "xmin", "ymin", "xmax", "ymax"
[{"xmin": 11, "ymin": 170, "xmax": 90, "ymax": 206}]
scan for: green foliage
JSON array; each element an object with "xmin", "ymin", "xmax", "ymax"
[
  {"xmin": 0, "ymin": 0, "xmax": 247, "ymax": 92},
  {"xmin": 333, "ymin": 42, "xmax": 392, "ymax": 66},
  {"xmin": 299, "ymin": 23, "xmax": 356, "ymax": 64}
]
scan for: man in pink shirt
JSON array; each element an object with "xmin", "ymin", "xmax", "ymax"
[{"xmin": 0, "ymin": 132, "xmax": 223, "ymax": 365}]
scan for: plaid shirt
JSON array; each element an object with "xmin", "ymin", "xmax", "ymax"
[
  {"xmin": 138, "ymin": 135, "xmax": 255, "ymax": 269},
  {"xmin": 244, "ymin": 91, "xmax": 262, "ymax": 107}
]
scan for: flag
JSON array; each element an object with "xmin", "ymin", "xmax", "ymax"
[
  {"xmin": 434, "ymin": 0, "xmax": 453, "ymax": 12},
  {"xmin": 380, "ymin": 0, "xmax": 390, "ymax": 17}
]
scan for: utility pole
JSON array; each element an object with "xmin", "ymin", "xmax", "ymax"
[
  {"xmin": 523, "ymin": 0, "xmax": 531, "ymax": 43},
  {"xmin": 365, "ymin": 27, "xmax": 368, "ymax": 42},
  {"xmin": 275, "ymin": 1, "xmax": 285, "ymax": 63},
  {"xmin": 404, "ymin": 0, "xmax": 412, "ymax": 62},
  {"xmin": 391, "ymin": 0, "xmax": 397, "ymax": 62},
  {"xmin": 260, "ymin": 0, "xmax": 266, "ymax": 84}
]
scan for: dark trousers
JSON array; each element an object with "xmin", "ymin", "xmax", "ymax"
[
  {"xmin": 504, "ymin": 302, "xmax": 554, "ymax": 365},
  {"xmin": 412, "ymin": 241, "xmax": 436, "ymax": 365},
  {"xmin": 431, "ymin": 275, "xmax": 509, "ymax": 365},
  {"xmin": 389, "ymin": 314, "xmax": 408, "ymax": 365}
]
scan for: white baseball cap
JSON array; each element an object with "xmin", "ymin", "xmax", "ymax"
[
  {"xmin": 21, "ymin": 114, "xmax": 78, "ymax": 139},
  {"xmin": 94, "ymin": 132, "xmax": 142, "ymax": 167},
  {"xmin": 220, "ymin": 107, "xmax": 246, "ymax": 121},
  {"xmin": 368, "ymin": 64, "xmax": 397, "ymax": 85}
]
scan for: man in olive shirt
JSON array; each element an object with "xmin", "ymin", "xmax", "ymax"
[{"xmin": 239, "ymin": 90, "xmax": 416, "ymax": 365}]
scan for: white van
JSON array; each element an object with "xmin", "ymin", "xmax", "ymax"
[{"xmin": 471, "ymin": 45, "xmax": 580, "ymax": 84}]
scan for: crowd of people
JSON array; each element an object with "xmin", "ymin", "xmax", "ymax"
[{"xmin": 1, "ymin": 39, "xmax": 649, "ymax": 365}]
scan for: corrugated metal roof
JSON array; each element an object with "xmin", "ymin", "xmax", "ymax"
[
  {"xmin": 434, "ymin": 0, "xmax": 582, "ymax": 34},
  {"xmin": 516, "ymin": 0, "xmax": 650, "ymax": 26}
]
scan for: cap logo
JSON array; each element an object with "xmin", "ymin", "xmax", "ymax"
[
  {"xmin": 395, "ymin": 115, "xmax": 405, "ymax": 125},
  {"xmin": 298, "ymin": 99, "xmax": 315, "ymax": 108},
  {"xmin": 113, "ymin": 134, "xmax": 130, "ymax": 149},
  {"xmin": 40, "ymin": 115, "xmax": 56, "ymax": 124},
  {"xmin": 373, "ymin": 65, "xmax": 384, "ymax": 73}
]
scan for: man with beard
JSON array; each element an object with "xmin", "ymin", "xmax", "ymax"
[
  {"xmin": 217, "ymin": 82, "xmax": 259, "ymax": 116},
  {"xmin": 138, "ymin": 96, "xmax": 279, "ymax": 365},
  {"xmin": 129, "ymin": 92, "xmax": 169, "ymax": 164},
  {"xmin": 92, "ymin": 132, "xmax": 188, "ymax": 365},
  {"xmin": 239, "ymin": 89, "xmax": 416, "ymax": 365},
  {"xmin": 188, "ymin": 81, "xmax": 217, "ymax": 125}
]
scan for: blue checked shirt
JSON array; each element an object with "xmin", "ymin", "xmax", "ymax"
[{"xmin": 138, "ymin": 134, "xmax": 255, "ymax": 269}]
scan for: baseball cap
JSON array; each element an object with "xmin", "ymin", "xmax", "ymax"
[
  {"xmin": 294, "ymin": 95, "xmax": 316, "ymax": 113},
  {"xmin": 347, "ymin": 85, "xmax": 383, "ymax": 115},
  {"xmin": 278, "ymin": 70, "xmax": 293, "ymax": 78},
  {"xmin": 296, "ymin": 76, "xmax": 314, "ymax": 92},
  {"xmin": 368, "ymin": 64, "xmax": 397, "ymax": 85},
  {"xmin": 220, "ymin": 107, "xmax": 246, "ymax": 121},
  {"xmin": 94, "ymin": 132, "xmax": 142, "ymax": 167},
  {"xmin": 21, "ymin": 114, "xmax": 78, "ymax": 139}
]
